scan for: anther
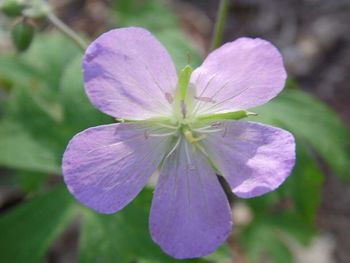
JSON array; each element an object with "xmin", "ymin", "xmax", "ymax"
[
  {"xmin": 165, "ymin": 92, "xmax": 173, "ymax": 104},
  {"xmin": 195, "ymin": 96, "xmax": 216, "ymax": 103},
  {"xmin": 181, "ymin": 100, "xmax": 187, "ymax": 118}
]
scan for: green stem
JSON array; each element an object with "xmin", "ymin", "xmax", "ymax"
[
  {"xmin": 47, "ymin": 11, "xmax": 87, "ymax": 52},
  {"xmin": 210, "ymin": 0, "xmax": 230, "ymax": 51}
]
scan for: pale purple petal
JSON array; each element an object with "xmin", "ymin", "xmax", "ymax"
[
  {"xmin": 62, "ymin": 123, "xmax": 171, "ymax": 214},
  {"xmin": 150, "ymin": 140, "xmax": 232, "ymax": 259},
  {"xmin": 83, "ymin": 27, "xmax": 178, "ymax": 120},
  {"xmin": 202, "ymin": 121, "xmax": 295, "ymax": 198},
  {"xmin": 190, "ymin": 38, "xmax": 287, "ymax": 115}
]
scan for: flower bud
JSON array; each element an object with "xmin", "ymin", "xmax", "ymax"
[
  {"xmin": 11, "ymin": 21, "xmax": 35, "ymax": 52},
  {"xmin": 0, "ymin": 0, "xmax": 24, "ymax": 17}
]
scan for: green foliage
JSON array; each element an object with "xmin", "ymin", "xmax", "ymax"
[
  {"xmin": 286, "ymin": 146, "xmax": 324, "ymax": 225},
  {"xmin": 0, "ymin": 0, "xmax": 24, "ymax": 17},
  {"xmin": 0, "ymin": 119, "xmax": 61, "ymax": 173},
  {"xmin": 0, "ymin": 34, "xmax": 110, "ymax": 173},
  {"xmin": 113, "ymin": 0, "xmax": 177, "ymax": 33},
  {"xmin": 13, "ymin": 170, "xmax": 49, "ymax": 194},
  {"xmin": 0, "ymin": 186, "xmax": 78, "ymax": 263},
  {"xmin": 11, "ymin": 21, "xmax": 35, "ymax": 52},
  {"xmin": 240, "ymin": 219, "xmax": 293, "ymax": 263}
]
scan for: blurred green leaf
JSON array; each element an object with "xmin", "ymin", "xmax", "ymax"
[
  {"xmin": 203, "ymin": 243, "xmax": 232, "ymax": 262},
  {"xmin": 0, "ymin": 186, "xmax": 78, "ymax": 263},
  {"xmin": 113, "ymin": 0, "xmax": 177, "ymax": 32},
  {"xmin": 21, "ymin": 33, "xmax": 79, "ymax": 91},
  {"xmin": 239, "ymin": 218, "xmax": 293, "ymax": 263},
  {"xmin": 0, "ymin": 34, "xmax": 110, "ymax": 173},
  {"xmin": 287, "ymin": 145, "xmax": 324, "ymax": 225},
  {"xmin": 113, "ymin": 0, "xmax": 202, "ymax": 70},
  {"xmin": 11, "ymin": 21, "xmax": 35, "ymax": 52},
  {"xmin": 267, "ymin": 212, "xmax": 316, "ymax": 246},
  {"xmin": 0, "ymin": 0, "xmax": 24, "ymax": 17},
  {"xmin": 0, "ymin": 119, "xmax": 61, "ymax": 173},
  {"xmin": 253, "ymin": 88, "xmax": 350, "ymax": 180},
  {"xmin": 79, "ymin": 188, "xmax": 202, "ymax": 263},
  {"xmin": 13, "ymin": 170, "xmax": 49, "ymax": 194}
]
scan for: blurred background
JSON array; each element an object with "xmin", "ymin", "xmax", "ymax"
[{"xmin": 0, "ymin": 0, "xmax": 349, "ymax": 262}]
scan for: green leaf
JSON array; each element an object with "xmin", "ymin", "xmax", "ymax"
[
  {"xmin": 11, "ymin": 21, "xmax": 35, "ymax": 52},
  {"xmin": 113, "ymin": 0, "xmax": 202, "ymax": 69},
  {"xmin": 113, "ymin": 0, "xmax": 177, "ymax": 32},
  {"xmin": 12, "ymin": 170, "xmax": 49, "ymax": 194},
  {"xmin": 253, "ymin": 89, "xmax": 350, "ymax": 179},
  {"xmin": 79, "ymin": 188, "xmax": 202, "ymax": 263},
  {"xmin": 0, "ymin": 119, "xmax": 61, "ymax": 173},
  {"xmin": 239, "ymin": 219, "xmax": 294, "ymax": 263},
  {"xmin": 0, "ymin": 186, "xmax": 78, "ymax": 263},
  {"xmin": 203, "ymin": 243, "xmax": 232, "ymax": 262},
  {"xmin": 0, "ymin": 0, "xmax": 24, "ymax": 17},
  {"xmin": 0, "ymin": 35, "xmax": 109, "ymax": 173},
  {"xmin": 287, "ymin": 145, "xmax": 324, "ymax": 224}
]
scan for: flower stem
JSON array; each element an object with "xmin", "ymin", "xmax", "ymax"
[
  {"xmin": 210, "ymin": 0, "xmax": 230, "ymax": 51},
  {"xmin": 47, "ymin": 11, "xmax": 87, "ymax": 52}
]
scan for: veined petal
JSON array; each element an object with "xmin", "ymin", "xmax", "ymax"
[
  {"xmin": 190, "ymin": 38, "xmax": 286, "ymax": 115},
  {"xmin": 150, "ymin": 140, "xmax": 232, "ymax": 259},
  {"xmin": 83, "ymin": 27, "xmax": 178, "ymax": 120},
  {"xmin": 62, "ymin": 123, "xmax": 171, "ymax": 214},
  {"xmin": 202, "ymin": 121, "xmax": 295, "ymax": 198}
]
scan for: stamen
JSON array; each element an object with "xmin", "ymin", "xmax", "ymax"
[
  {"xmin": 194, "ymin": 96, "xmax": 216, "ymax": 103},
  {"xmin": 196, "ymin": 74, "xmax": 217, "ymax": 98},
  {"xmin": 165, "ymin": 92, "xmax": 173, "ymax": 104},
  {"xmin": 183, "ymin": 128, "xmax": 205, "ymax": 144},
  {"xmin": 201, "ymin": 85, "xmax": 251, "ymax": 113},
  {"xmin": 165, "ymin": 137, "xmax": 181, "ymax": 159},
  {"xmin": 192, "ymin": 80, "xmax": 229, "ymax": 115},
  {"xmin": 181, "ymin": 100, "xmax": 187, "ymax": 118}
]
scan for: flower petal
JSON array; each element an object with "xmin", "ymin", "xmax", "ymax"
[
  {"xmin": 150, "ymin": 140, "xmax": 232, "ymax": 259},
  {"xmin": 83, "ymin": 27, "xmax": 178, "ymax": 120},
  {"xmin": 202, "ymin": 121, "xmax": 295, "ymax": 198},
  {"xmin": 191, "ymin": 38, "xmax": 286, "ymax": 115},
  {"xmin": 62, "ymin": 123, "xmax": 171, "ymax": 214}
]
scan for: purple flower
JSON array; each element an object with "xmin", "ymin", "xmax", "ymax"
[{"xmin": 62, "ymin": 27, "xmax": 295, "ymax": 259}]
